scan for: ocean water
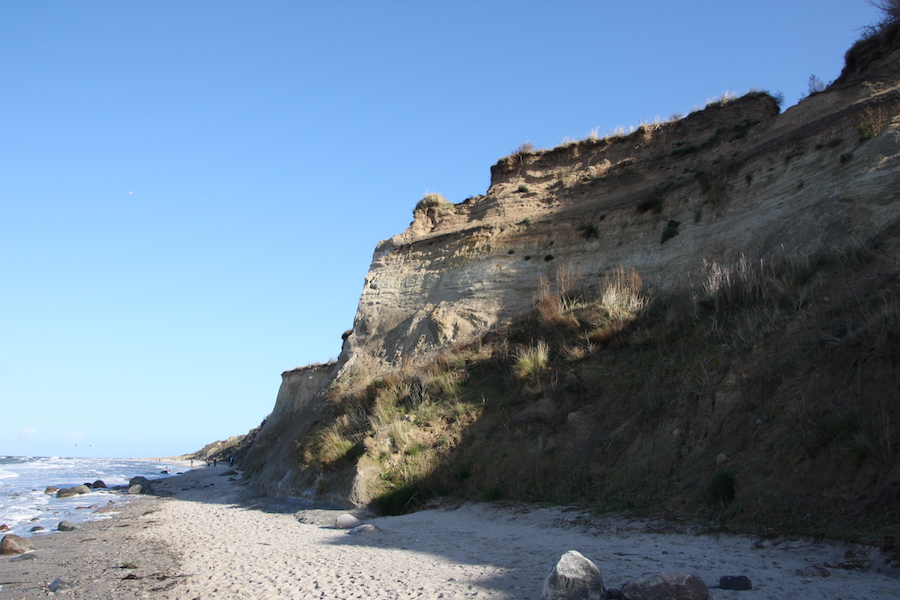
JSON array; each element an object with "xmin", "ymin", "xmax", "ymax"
[{"xmin": 0, "ymin": 456, "xmax": 184, "ymax": 537}]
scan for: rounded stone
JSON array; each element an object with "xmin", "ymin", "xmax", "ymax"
[
  {"xmin": 335, "ymin": 514, "xmax": 362, "ymax": 529},
  {"xmin": 1, "ymin": 534, "xmax": 36, "ymax": 556}
]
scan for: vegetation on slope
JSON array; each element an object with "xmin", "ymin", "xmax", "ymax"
[{"xmin": 293, "ymin": 239, "xmax": 899, "ymax": 541}]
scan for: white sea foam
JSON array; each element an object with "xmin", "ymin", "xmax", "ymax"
[
  {"xmin": 0, "ymin": 456, "xmax": 182, "ymax": 537},
  {"xmin": 0, "ymin": 468, "xmax": 20, "ymax": 480}
]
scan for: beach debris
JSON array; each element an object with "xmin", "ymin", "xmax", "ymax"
[
  {"xmin": 619, "ymin": 572, "xmax": 708, "ymax": 600},
  {"xmin": 47, "ymin": 577, "xmax": 78, "ymax": 593},
  {"xmin": 718, "ymin": 575, "xmax": 752, "ymax": 590},
  {"xmin": 128, "ymin": 476, "xmax": 154, "ymax": 495},
  {"xmin": 44, "ymin": 486, "xmax": 59, "ymax": 495},
  {"xmin": 541, "ymin": 550, "xmax": 606, "ymax": 600},
  {"xmin": 91, "ymin": 479, "xmax": 107, "ymax": 488},
  {"xmin": 335, "ymin": 514, "xmax": 362, "ymax": 529},
  {"xmin": 1, "ymin": 534, "xmax": 35, "ymax": 556},
  {"xmin": 56, "ymin": 485, "xmax": 91, "ymax": 498},
  {"xmin": 799, "ymin": 564, "xmax": 831, "ymax": 577},
  {"xmin": 58, "ymin": 521, "xmax": 80, "ymax": 532},
  {"xmin": 347, "ymin": 524, "xmax": 382, "ymax": 536}
]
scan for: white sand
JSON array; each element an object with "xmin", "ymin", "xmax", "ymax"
[{"xmin": 133, "ymin": 467, "xmax": 898, "ymax": 599}]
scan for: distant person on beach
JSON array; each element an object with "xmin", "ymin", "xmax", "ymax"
[
  {"xmin": 213, "ymin": 457, "xmax": 217, "ymax": 467},
  {"xmin": 229, "ymin": 456, "xmax": 234, "ymax": 467}
]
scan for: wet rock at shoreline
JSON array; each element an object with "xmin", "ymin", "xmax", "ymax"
[
  {"xmin": 58, "ymin": 521, "xmax": 80, "ymax": 532},
  {"xmin": 128, "ymin": 476, "xmax": 153, "ymax": 495},
  {"xmin": 91, "ymin": 479, "xmax": 107, "ymax": 488},
  {"xmin": 56, "ymin": 485, "xmax": 90, "ymax": 498},
  {"xmin": 541, "ymin": 550, "xmax": 606, "ymax": 600},
  {"xmin": 1, "ymin": 534, "xmax": 35, "ymax": 556},
  {"xmin": 43, "ymin": 486, "xmax": 59, "ymax": 495}
]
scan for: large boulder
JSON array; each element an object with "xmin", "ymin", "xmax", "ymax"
[
  {"xmin": 1, "ymin": 534, "xmax": 35, "ymax": 556},
  {"xmin": 128, "ymin": 476, "xmax": 153, "ymax": 495},
  {"xmin": 620, "ymin": 573, "xmax": 708, "ymax": 600},
  {"xmin": 541, "ymin": 550, "xmax": 607, "ymax": 600},
  {"xmin": 91, "ymin": 479, "xmax": 107, "ymax": 489}
]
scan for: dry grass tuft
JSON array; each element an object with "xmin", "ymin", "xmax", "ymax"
[
  {"xmin": 600, "ymin": 266, "xmax": 646, "ymax": 318},
  {"xmin": 858, "ymin": 102, "xmax": 899, "ymax": 139},
  {"xmin": 514, "ymin": 340, "xmax": 550, "ymax": 382}
]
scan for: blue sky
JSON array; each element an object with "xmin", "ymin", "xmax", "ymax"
[{"xmin": 1, "ymin": 1, "xmax": 882, "ymax": 458}]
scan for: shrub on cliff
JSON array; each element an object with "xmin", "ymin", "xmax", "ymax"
[
  {"xmin": 836, "ymin": 0, "xmax": 900, "ymax": 85},
  {"xmin": 871, "ymin": 0, "xmax": 900, "ymax": 25},
  {"xmin": 414, "ymin": 193, "xmax": 453, "ymax": 213}
]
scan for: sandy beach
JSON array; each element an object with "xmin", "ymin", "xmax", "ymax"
[{"xmin": 1, "ymin": 466, "xmax": 897, "ymax": 599}]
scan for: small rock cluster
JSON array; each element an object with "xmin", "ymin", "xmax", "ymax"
[
  {"xmin": 0, "ymin": 475, "xmax": 153, "ymax": 555},
  {"xmin": 46, "ymin": 479, "xmax": 108, "ymax": 498},
  {"xmin": 541, "ymin": 550, "xmax": 755, "ymax": 600}
]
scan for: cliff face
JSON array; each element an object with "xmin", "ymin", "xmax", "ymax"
[
  {"xmin": 343, "ymin": 88, "xmax": 896, "ymax": 372},
  {"xmin": 240, "ymin": 37, "xmax": 900, "ymax": 526}
]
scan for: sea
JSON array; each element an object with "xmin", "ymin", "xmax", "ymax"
[{"xmin": 0, "ymin": 456, "xmax": 185, "ymax": 537}]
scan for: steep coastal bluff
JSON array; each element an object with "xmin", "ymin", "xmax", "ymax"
[{"xmin": 238, "ymin": 25, "xmax": 900, "ymax": 537}]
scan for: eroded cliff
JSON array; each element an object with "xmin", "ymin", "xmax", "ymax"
[{"xmin": 239, "ymin": 27, "xmax": 900, "ymax": 537}]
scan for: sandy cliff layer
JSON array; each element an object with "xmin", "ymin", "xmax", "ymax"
[{"xmin": 344, "ymin": 88, "xmax": 897, "ymax": 372}]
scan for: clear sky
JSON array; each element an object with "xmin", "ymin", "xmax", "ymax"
[{"xmin": 1, "ymin": 1, "xmax": 883, "ymax": 458}]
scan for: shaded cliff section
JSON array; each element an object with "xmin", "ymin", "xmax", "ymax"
[{"xmin": 238, "ymin": 26, "xmax": 900, "ymax": 536}]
